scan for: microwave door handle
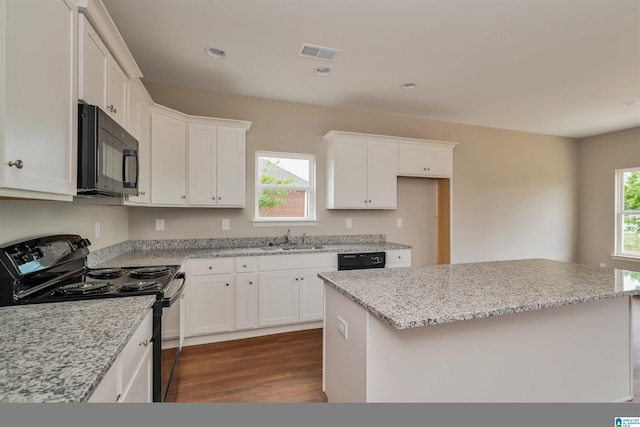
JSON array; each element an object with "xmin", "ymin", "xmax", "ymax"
[{"xmin": 122, "ymin": 149, "xmax": 138, "ymax": 188}]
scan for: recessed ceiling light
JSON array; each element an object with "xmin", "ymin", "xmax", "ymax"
[
  {"xmin": 623, "ymin": 99, "xmax": 640, "ymax": 107},
  {"xmin": 401, "ymin": 82, "xmax": 417, "ymax": 90},
  {"xmin": 314, "ymin": 66, "xmax": 331, "ymax": 77},
  {"xmin": 205, "ymin": 46, "xmax": 226, "ymax": 58}
]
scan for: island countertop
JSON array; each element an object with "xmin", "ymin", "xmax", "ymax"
[
  {"xmin": 318, "ymin": 258, "xmax": 640, "ymax": 329},
  {"xmin": 0, "ymin": 296, "xmax": 155, "ymax": 402}
]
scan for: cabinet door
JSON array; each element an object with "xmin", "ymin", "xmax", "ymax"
[
  {"xmin": 107, "ymin": 58, "xmax": 128, "ymax": 127},
  {"xmin": 187, "ymin": 123, "xmax": 216, "ymax": 206},
  {"xmin": 151, "ymin": 111, "xmax": 186, "ymax": 205},
  {"xmin": 332, "ymin": 138, "xmax": 368, "ymax": 208},
  {"xmin": 398, "ymin": 142, "xmax": 427, "ymax": 176},
  {"xmin": 299, "ymin": 268, "xmax": 327, "ymax": 322},
  {"xmin": 119, "ymin": 344, "xmax": 152, "ymax": 403},
  {"xmin": 1, "ymin": 0, "xmax": 77, "ymax": 198},
  {"xmin": 236, "ymin": 273, "xmax": 258, "ymax": 330},
  {"xmin": 189, "ymin": 275, "xmax": 235, "ymax": 335},
  {"xmin": 78, "ymin": 14, "xmax": 108, "ymax": 108},
  {"xmin": 258, "ymin": 271, "xmax": 299, "ymax": 327},
  {"xmin": 215, "ymin": 126, "xmax": 246, "ymax": 207},
  {"xmin": 126, "ymin": 98, "xmax": 150, "ymax": 204},
  {"xmin": 424, "ymin": 146, "xmax": 453, "ymax": 177},
  {"xmin": 367, "ymin": 140, "xmax": 398, "ymax": 209}
]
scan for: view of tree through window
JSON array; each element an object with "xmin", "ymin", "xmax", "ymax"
[
  {"xmin": 255, "ymin": 153, "xmax": 315, "ymax": 220},
  {"xmin": 622, "ymin": 169, "xmax": 640, "ymax": 255}
]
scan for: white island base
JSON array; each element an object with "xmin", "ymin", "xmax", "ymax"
[{"xmin": 323, "ymin": 285, "xmax": 633, "ymax": 402}]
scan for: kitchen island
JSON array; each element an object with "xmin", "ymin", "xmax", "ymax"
[{"xmin": 318, "ymin": 259, "xmax": 640, "ymax": 402}]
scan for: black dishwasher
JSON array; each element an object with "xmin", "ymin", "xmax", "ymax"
[{"xmin": 337, "ymin": 252, "xmax": 386, "ymax": 270}]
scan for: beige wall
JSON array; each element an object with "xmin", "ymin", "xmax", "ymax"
[
  {"xmin": 578, "ymin": 126, "xmax": 640, "ymax": 270},
  {"xmin": 0, "ymin": 200, "xmax": 128, "ymax": 251},
  {"xmin": 129, "ymin": 82, "xmax": 579, "ymax": 265}
]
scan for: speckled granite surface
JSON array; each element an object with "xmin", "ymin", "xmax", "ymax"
[
  {"xmin": 0, "ymin": 296, "xmax": 155, "ymax": 402},
  {"xmin": 90, "ymin": 235, "xmax": 410, "ymax": 268},
  {"xmin": 318, "ymin": 258, "xmax": 640, "ymax": 329}
]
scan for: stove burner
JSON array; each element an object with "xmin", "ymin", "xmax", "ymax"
[
  {"xmin": 53, "ymin": 281, "xmax": 113, "ymax": 295},
  {"xmin": 129, "ymin": 266, "xmax": 170, "ymax": 279},
  {"xmin": 87, "ymin": 268, "xmax": 125, "ymax": 279},
  {"xmin": 120, "ymin": 280, "xmax": 161, "ymax": 291}
]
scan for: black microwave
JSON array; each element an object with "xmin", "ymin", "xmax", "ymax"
[{"xmin": 77, "ymin": 103, "xmax": 139, "ymax": 197}]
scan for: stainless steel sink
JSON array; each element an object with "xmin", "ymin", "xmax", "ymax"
[{"xmin": 260, "ymin": 245, "xmax": 324, "ymax": 251}]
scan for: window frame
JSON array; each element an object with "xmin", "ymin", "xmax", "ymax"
[
  {"xmin": 614, "ymin": 166, "xmax": 640, "ymax": 261},
  {"xmin": 253, "ymin": 151, "xmax": 317, "ymax": 225}
]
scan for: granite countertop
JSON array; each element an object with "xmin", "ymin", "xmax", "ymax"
[
  {"xmin": 318, "ymin": 258, "xmax": 640, "ymax": 329},
  {"xmin": 0, "ymin": 296, "xmax": 156, "ymax": 402},
  {"xmin": 94, "ymin": 241, "xmax": 411, "ymax": 268}
]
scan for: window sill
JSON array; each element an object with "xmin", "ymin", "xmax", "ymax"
[
  {"xmin": 611, "ymin": 254, "xmax": 640, "ymax": 263},
  {"xmin": 252, "ymin": 219, "xmax": 319, "ymax": 227}
]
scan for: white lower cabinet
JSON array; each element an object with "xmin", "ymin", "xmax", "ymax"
[
  {"xmin": 236, "ymin": 273, "xmax": 258, "ymax": 330},
  {"xmin": 89, "ymin": 309, "xmax": 153, "ymax": 402},
  {"xmin": 258, "ymin": 270, "xmax": 300, "ymax": 327},
  {"xmin": 299, "ymin": 268, "xmax": 328, "ymax": 322},
  {"xmin": 188, "ymin": 258, "xmax": 235, "ymax": 335}
]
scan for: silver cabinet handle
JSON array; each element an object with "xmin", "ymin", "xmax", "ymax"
[
  {"xmin": 181, "ymin": 195, "xmax": 186, "ymax": 199},
  {"xmin": 243, "ymin": 264, "xmax": 247, "ymax": 268},
  {"xmin": 8, "ymin": 160, "xmax": 23, "ymax": 169},
  {"xmin": 139, "ymin": 191, "xmax": 146, "ymax": 195},
  {"xmin": 140, "ymin": 339, "xmax": 149, "ymax": 347},
  {"xmin": 208, "ymin": 266, "xmax": 213, "ymax": 270},
  {"xmin": 108, "ymin": 105, "xmax": 117, "ymax": 114},
  {"xmin": 217, "ymin": 196, "xmax": 222, "ymax": 200},
  {"xmin": 249, "ymin": 281, "xmax": 253, "ymax": 285}
]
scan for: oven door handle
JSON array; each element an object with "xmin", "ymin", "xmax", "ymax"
[{"xmin": 162, "ymin": 272, "xmax": 185, "ymax": 307}]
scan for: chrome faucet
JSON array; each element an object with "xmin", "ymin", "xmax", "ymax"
[
  {"xmin": 283, "ymin": 229, "xmax": 291, "ymax": 244},
  {"xmin": 302, "ymin": 233, "xmax": 306, "ymax": 245}
]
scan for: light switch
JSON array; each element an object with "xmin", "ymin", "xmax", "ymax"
[
  {"xmin": 94, "ymin": 222, "xmax": 101, "ymax": 238},
  {"xmin": 346, "ymin": 218, "xmax": 352, "ymax": 229},
  {"xmin": 396, "ymin": 218, "xmax": 403, "ymax": 228},
  {"xmin": 222, "ymin": 219, "xmax": 230, "ymax": 230},
  {"xmin": 155, "ymin": 219, "xmax": 165, "ymax": 231}
]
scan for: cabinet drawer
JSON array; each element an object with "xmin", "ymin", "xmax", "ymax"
[
  {"xmin": 235, "ymin": 257, "xmax": 257, "ymax": 273},
  {"xmin": 386, "ymin": 249, "xmax": 412, "ymax": 266},
  {"xmin": 190, "ymin": 258, "xmax": 233, "ymax": 275},
  {"xmin": 120, "ymin": 310, "xmax": 153, "ymax": 386}
]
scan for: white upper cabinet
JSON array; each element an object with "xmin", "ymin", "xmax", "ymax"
[
  {"xmin": 0, "ymin": 0, "xmax": 77, "ymax": 201},
  {"xmin": 324, "ymin": 131, "xmax": 398, "ymax": 209},
  {"xmin": 125, "ymin": 79, "xmax": 153, "ymax": 205},
  {"xmin": 150, "ymin": 106, "xmax": 250, "ymax": 208},
  {"xmin": 78, "ymin": 14, "xmax": 127, "ymax": 129},
  {"xmin": 150, "ymin": 106, "xmax": 187, "ymax": 206},
  {"xmin": 398, "ymin": 141, "xmax": 457, "ymax": 178},
  {"xmin": 187, "ymin": 123, "xmax": 246, "ymax": 207}
]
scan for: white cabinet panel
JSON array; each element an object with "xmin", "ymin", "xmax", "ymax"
[
  {"xmin": 299, "ymin": 268, "xmax": 326, "ymax": 322},
  {"xmin": 398, "ymin": 141, "xmax": 454, "ymax": 178},
  {"xmin": 324, "ymin": 132, "xmax": 397, "ymax": 209},
  {"xmin": 78, "ymin": 14, "xmax": 107, "ymax": 108},
  {"xmin": 1, "ymin": 0, "xmax": 77, "ymax": 199},
  {"xmin": 258, "ymin": 270, "xmax": 300, "ymax": 327},
  {"xmin": 189, "ymin": 275, "xmax": 235, "ymax": 335},
  {"xmin": 150, "ymin": 109, "xmax": 187, "ymax": 205},
  {"xmin": 187, "ymin": 123, "xmax": 245, "ymax": 207},
  {"xmin": 107, "ymin": 57, "xmax": 128, "ymax": 126},
  {"xmin": 385, "ymin": 249, "xmax": 412, "ymax": 268},
  {"xmin": 236, "ymin": 273, "xmax": 258, "ymax": 330}
]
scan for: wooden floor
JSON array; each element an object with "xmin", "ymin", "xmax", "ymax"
[
  {"xmin": 167, "ymin": 297, "xmax": 640, "ymax": 403},
  {"xmin": 166, "ymin": 328, "xmax": 327, "ymax": 402}
]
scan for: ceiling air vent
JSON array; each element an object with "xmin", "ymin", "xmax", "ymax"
[{"xmin": 298, "ymin": 43, "xmax": 339, "ymax": 61}]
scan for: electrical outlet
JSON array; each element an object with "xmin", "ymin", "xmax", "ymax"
[
  {"xmin": 337, "ymin": 315, "xmax": 348, "ymax": 339},
  {"xmin": 599, "ymin": 263, "xmax": 606, "ymax": 268},
  {"xmin": 94, "ymin": 222, "xmax": 101, "ymax": 238},
  {"xmin": 222, "ymin": 219, "xmax": 230, "ymax": 230},
  {"xmin": 396, "ymin": 218, "xmax": 403, "ymax": 228},
  {"xmin": 346, "ymin": 218, "xmax": 352, "ymax": 229},
  {"xmin": 155, "ymin": 219, "xmax": 165, "ymax": 231}
]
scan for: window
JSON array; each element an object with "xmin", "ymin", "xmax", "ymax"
[
  {"xmin": 255, "ymin": 151, "xmax": 316, "ymax": 222},
  {"xmin": 615, "ymin": 167, "xmax": 640, "ymax": 259}
]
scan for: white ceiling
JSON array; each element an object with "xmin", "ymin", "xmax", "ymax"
[{"xmin": 102, "ymin": 0, "xmax": 640, "ymax": 139}]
